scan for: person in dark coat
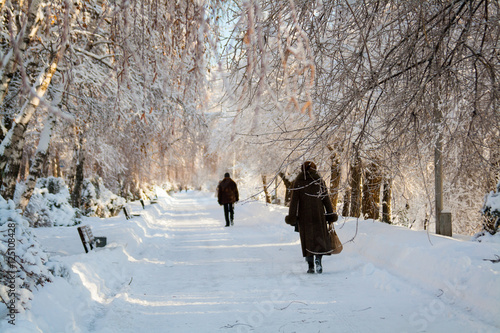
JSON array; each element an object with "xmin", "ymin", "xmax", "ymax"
[
  {"xmin": 217, "ymin": 172, "xmax": 239, "ymax": 227},
  {"xmin": 285, "ymin": 161, "xmax": 338, "ymax": 273}
]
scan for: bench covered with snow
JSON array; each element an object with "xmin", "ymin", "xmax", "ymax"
[
  {"xmin": 123, "ymin": 206, "xmax": 132, "ymax": 219},
  {"xmin": 77, "ymin": 225, "xmax": 106, "ymax": 253}
]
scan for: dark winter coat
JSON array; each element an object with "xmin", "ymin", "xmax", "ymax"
[
  {"xmin": 217, "ymin": 177, "xmax": 239, "ymax": 205},
  {"xmin": 285, "ymin": 169, "xmax": 337, "ymax": 257}
]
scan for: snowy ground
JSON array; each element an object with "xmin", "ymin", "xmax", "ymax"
[{"xmin": 1, "ymin": 189, "xmax": 500, "ymax": 333}]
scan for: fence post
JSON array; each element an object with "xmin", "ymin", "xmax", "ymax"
[{"xmin": 440, "ymin": 211, "xmax": 452, "ymax": 237}]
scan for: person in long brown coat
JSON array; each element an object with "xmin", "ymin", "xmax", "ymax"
[
  {"xmin": 285, "ymin": 161, "xmax": 338, "ymax": 273},
  {"xmin": 217, "ymin": 172, "xmax": 239, "ymax": 227}
]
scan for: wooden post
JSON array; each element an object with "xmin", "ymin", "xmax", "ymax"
[{"xmin": 440, "ymin": 211, "xmax": 452, "ymax": 237}]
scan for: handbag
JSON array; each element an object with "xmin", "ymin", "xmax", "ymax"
[{"xmin": 329, "ymin": 223, "xmax": 343, "ymax": 254}]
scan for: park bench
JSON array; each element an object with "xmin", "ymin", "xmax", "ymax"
[
  {"xmin": 139, "ymin": 196, "xmax": 158, "ymax": 208},
  {"xmin": 150, "ymin": 195, "xmax": 158, "ymax": 204},
  {"xmin": 123, "ymin": 205, "xmax": 132, "ymax": 219},
  {"xmin": 77, "ymin": 225, "xmax": 106, "ymax": 253},
  {"xmin": 123, "ymin": 205, "xmax": 141, "ymax": 219}
]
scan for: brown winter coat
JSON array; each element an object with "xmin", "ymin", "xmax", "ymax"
[
  {"xmin": 286, "ymin": 169, "xmax": 337, "ymax": 257},
  {"xmin": 217, "ymin": 177, "xmax": 239, "ymax": 205}
]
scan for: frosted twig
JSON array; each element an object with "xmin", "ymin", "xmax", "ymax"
[
  {"xmin": 483, "ymin": 255, "xmax": 500, "ymax": 263},
  {"xmin": 220, "ymin": 322, "xmax": 253, "ymax": 329},
  {"xmin": 275, "ymin": 300, "xmax": 308, "ymax": 310}
]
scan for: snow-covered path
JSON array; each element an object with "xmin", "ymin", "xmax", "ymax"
[
  {"xmin": 3, "ymin": 190, "xmax": 499, "ymax": 332},
  {"xmin": 100, "ymin": 192, "xmax": 422, "ymax": 333}
]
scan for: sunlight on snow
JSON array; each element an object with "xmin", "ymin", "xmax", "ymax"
[
  {"xmin": 121, "ymin": 247, "xmax": 167, "ymax": 265},
  {"xmin": 177, "ymin": 240, "xmax": 301, "ymax": 250},
  {"xmin": 71, "ymin": 263, "xmax": 109, "ymax": 304}
]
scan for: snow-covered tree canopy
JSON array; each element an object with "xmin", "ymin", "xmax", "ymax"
[
  {"xmin": 0, "ymin": 0, "xmax": 498, "ymax": 233},
  {"xmin": 220, "ymin": 0, "xmax": 500, "ymax": 233},
  {"xmin": 0, "ymin": 0, "xmax": 224, "ymax": 196}
]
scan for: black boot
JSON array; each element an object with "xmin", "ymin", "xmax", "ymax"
[
  {"xmin": 315, "ymin": 255, "xmax": 323, "ymax": 274},
  {"xmin": 306, "ymin": 256, "xmax": 314, "ymax": 273}
]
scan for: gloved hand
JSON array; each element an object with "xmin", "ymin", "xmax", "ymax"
[
  {"xmin": 285, "ymin": 215, "xmax": 297, "ymax": 226},
  {"xmin": 325, "ymin": 213, "xmax": 338, "ymax": 223}
]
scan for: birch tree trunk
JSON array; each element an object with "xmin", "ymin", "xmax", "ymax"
[
  {"xmin": 0, "ymin": 53, "xmax": 65, "ymax": 199},
  {"xmin": 0, "ymin": 0, "xmax": 43, "ymax": 104},
  {"xmin": 52, "ymin": 151, "xmax": 61, "ymax": 178},
  {"xmin": 362, "ymin": 162, "xmax": 382, "ymax": 220},
  {"xmin": 0, "ymin": 0, "xmax": 71, "ymax": 200},
  {"xmin": 262, "ymin": 175, "xmax": 271, "ymax": 204},
  {"xmin": 19, "ymin": 148, "xmax": 31, "ymax": 181},
  {"xmin": 382, "ymin": 178, "xmax": 392, "ymax": 224},
  {"xmin": 278, "ymin": 172, "xmax": 292, "ymax": 206},
  {"xmin": 71, "ymin": 129, "xmax": 85, "ymax": 208},
  {"xmin": 342, "ymin": 188, "xmax": 350, "ymax": 217},
  {"xmin": 329, "ymin": 150, "xmax": 341, "ymax": 212},
  {"xmin": 349, "ymin": 156, "xmax": 362, "ymax": 218},
  {"xmin": 489, "ymin": 137, "xmax": 500, "ymax": 191},
  {"xmin": 17, "ymin": 114, "xmax": 56, "ymax": 211}
]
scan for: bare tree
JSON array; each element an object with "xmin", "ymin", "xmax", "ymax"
[{"xmin": 225, "ymin": 0, "xmax": 500, "ymax": 233}]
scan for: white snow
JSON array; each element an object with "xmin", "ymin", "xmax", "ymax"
[{"xmin": 1, "ymin": 188, "xmax": 499, "ymax": 332}]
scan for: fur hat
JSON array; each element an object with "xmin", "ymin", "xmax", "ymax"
[{"xmin": 302, "ymin": 161, "xmax": 317, "ymax": 173}]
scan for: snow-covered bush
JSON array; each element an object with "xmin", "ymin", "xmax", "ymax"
[
  {"xmin": 0, "ymin": 196, "xmax": 52, "ymax": 314},
  {"xmin": 141, "ymin": 187, "xmax": 154, "ymax": 200},
  {"xmin": 142, "ymin": 185, "xmax": 163, "ymax": 200},
  {"xmin": 480, "ymin": 181, "xmax": 500, "ymax": 235},
  {"xmin": 23, "ymin": 177, "xmax": 81, "ymax": 228},
  {"xmin": 81, "ymin": 178, "xmax": 126, "ymax": 218},
  {"xmin": 160, "ymin": 182, "xmax": 176, "ymax": 195}
]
